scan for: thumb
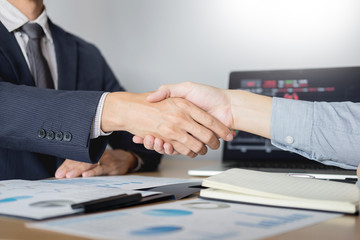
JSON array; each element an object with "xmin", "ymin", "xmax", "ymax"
[
  {"xmin": 146, "ymin": 87, "xmax": 171, "ymax": 102},
  {"xmin": 147, "ymin": 82, "xmax": 192, "ymax": 102}
]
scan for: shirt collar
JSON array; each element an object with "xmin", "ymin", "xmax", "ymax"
[
  {"xmin": 31, "ymin": 8, "xmax": 53, "ymax": 43},
  {"xmin": 0, "ymin": 0, "xmax": 53, "ymax": 43}
]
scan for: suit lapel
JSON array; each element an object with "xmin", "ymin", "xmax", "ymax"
[
  {"xmin": 0, "ymin": 21, "xmax": 35, "ymax": 86},
  {"xmin": 49, "ymin": 20, "xmax": 78, "ymax": 90}
]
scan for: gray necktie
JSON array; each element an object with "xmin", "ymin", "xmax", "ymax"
[{"xmin": 21, "ymin": 23, "xmax": 54, "ymax": 89}]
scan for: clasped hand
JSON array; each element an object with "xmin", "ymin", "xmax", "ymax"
[
  {"xmin": 133, "ymin": 82, "xmax": 235, "ymax": 155},
  {"xmin": 102, "ymin": 92, "xmax": 232, "ymax": 158}
]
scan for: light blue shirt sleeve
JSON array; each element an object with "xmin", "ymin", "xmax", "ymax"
[{"xmin": 270, "ymin": 97, "xmax": 360, "ymax": 170}]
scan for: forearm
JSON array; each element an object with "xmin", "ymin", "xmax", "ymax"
[{"xmin": 226, "ymin": 89, "xmax": 272, "ymax": 138}]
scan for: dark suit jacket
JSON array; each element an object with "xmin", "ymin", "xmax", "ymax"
[{"xmin": 0, "ymin": 20, "xmax": 161, "ymax": 180}]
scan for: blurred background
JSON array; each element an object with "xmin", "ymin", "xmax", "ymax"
[{"xmin": 45, "ymin": 0, "xmax": 360, "ymax": 160}]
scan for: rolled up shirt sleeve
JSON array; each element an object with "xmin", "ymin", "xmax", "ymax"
[{"xmin": 270, "ymin": 97, "xmax": 360, "ymax": 170}]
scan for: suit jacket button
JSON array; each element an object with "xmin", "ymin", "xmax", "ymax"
[
  {"xmin": 63, "ymin": 132, "xmax": 72, "ymax": 142},
  {"xmin": 46, "ymin": 130, "xmax": 55, "ymax": 140},
  {"xmin": 38, "ymin": 129, "xmax": 46, "ymax": 138},
  {"xmin": 55, "ymin": 131, "xmax": 63, "ymax": 141}
]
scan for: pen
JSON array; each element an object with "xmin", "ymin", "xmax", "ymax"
[
  {"xmin": 71, "ymin": 193, "xmax": 142, "ymax": 213},
  {"xmin": 328, "ymin": 178, "xmax": 358, "ymax": 184}
]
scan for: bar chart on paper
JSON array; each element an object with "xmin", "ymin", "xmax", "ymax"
[
  {"xmin": 235, "ymin": 211, "xmax": 311, "ymax": 229},
  {"xmin": 0, "ymin": 176, "xmax": 198, "ymax": 220},
  {"xmin": 28, "ymin": 198, "xmax": 341, "ymax": 240}
]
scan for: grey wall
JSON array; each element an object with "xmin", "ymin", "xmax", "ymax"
[{"xmin": 45, "ymin": 0, "xmax": 360, "ymax": 160}]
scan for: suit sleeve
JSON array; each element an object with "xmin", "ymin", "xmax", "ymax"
[
  {"xmin": 97, "ymin": 52, "xmax": 162, "ymax": 171},
  {"xmin": 0, "ymin": 81, "xmax": 106, "ymax": 163}
]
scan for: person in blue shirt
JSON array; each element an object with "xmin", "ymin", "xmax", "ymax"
[{"xmin": 134, "ymin": 81, "xmax": 360, "ymax": 179}]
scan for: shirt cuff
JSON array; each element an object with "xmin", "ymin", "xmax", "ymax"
[
  {"xmin": 270, "ymin": 97, "xmax": 314, "ymax": 159},
  {"xmin": 90, "ymin": 92, "xmax": 112, "ymax": 139},
  {"xmin": 129, "ymin": 153, "xmax": 144, "ymax": 172}
]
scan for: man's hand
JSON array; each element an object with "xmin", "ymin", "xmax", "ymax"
[
  {"xmin": 357, "ymin": 164, "xmax": 360, "ymax": 179},
  {"xmin": 147, "ymin": 82, "xmax": 234, "ymax": 128},
  {"xmin": 133, "ymin": 82, "xmax": 234, "ymax": 155},
  {"xmin": 102, "ymin": 92, "xmax": 232, "ymax": 158},
  {"xmin": 55, "ymin": 149, "xmax": 137, "ymax": 178}
]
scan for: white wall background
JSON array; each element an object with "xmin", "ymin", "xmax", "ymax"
[{"xmin": 45, "ymin": 0, "xmax": 360, "ymax": 160}]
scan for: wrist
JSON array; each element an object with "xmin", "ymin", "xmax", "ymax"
[
  {"xmin": 228, "ymin": 90, "xmax": 272, "ymax": 138},
  {"xmin": 127, "ymin": 152, "xmax": 142, "ymax": 172},
  {"xmin": 101, "ymin": 92, "xmax": 128, "ymax": 132}
]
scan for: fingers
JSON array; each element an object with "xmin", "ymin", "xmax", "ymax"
[
  {"xmin": 163, "ymin": 142, "xmax": 179, "ymax": 155},
  {"xmin": 189, "ymin": 105, "xmax": 233, "ymax": 143},
  {"xmin": 154, "ymin": 138, "xmax": 165, "ymax": 154},
  {"xmin": 82, "ymin": 166, "xmax": 103, "ymax": 177},
  {"xmin": 132, "ymin": 135, "xmax": 144, "ymax": 144},
  {"xmin": 143, "ymin": 132, "xmax": 199, "ymax": 157},
  {"xmin": 55, "ymin": 164, "xmax": 67, "ymax": 178},
  {"xmin": 83, "ymin": 150, "xmax": 131, "ymax": 176},
  {"xmin": 143, "ymin": 135, "xmax": 155, "ymax": 150},
  {"xmin": 55, "ymin": 159, "xmax": 96, "ymax": 178},
  {"xmin": 178, "ymin": 104, "xmax": 229, "ymax": 149},
  {"xmin": 170, "ymin": 141, "xmax": 198, "ymax": 158},
  {"xmin": 55, "ymin": 150, "xmax": 135, "ymax": 178},
  {"xmin": 135, "ymin": 122, "xmax": 222, "ymax": 156},
  {"xmin": 142, "ymin": 134, "xmax": 198, "ymax": 157},
  {"xmin": 140, "ymin": 135, "xmax": 179, "ymax": 155}
]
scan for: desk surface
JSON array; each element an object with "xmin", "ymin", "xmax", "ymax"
[{"xmin": 0, "ymin": 156, "xmax": 359, "ymax": 240}]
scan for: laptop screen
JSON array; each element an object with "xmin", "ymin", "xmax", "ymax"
[{"xmin": 223, "ymin": 66, "xmax": 360, "ymax": 164}]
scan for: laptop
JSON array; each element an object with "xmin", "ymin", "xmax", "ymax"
[{"xmin": 189, "ymin": 66, "xmax": 359, "ymax": 180}]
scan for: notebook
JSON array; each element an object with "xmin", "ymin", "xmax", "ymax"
[
  {"xmin": 200, "ymin": 168, "xmax": 359, "ymax": 214},
  {"xmin": 189, "ymin": 66, "xmax": 359, "ymax": 180}
]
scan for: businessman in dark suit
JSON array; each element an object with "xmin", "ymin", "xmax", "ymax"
[
  {"xmin": 0, "ymin": 0, "xmax": 231, "ymax": 180},
  {"xmin": 0, "ymin": 0, "xmax": 163, "ymax": 180}
]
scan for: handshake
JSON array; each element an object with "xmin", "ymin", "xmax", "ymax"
[
  {"xmin": 56, "ymin": 81, "xmax": 272, "ymax": 178},
  {"xmin": 102, "ymin": 81, "xmax": 272, "ymax": 157}
]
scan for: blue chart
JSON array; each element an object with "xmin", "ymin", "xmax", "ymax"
[
  {"xmin": 144, "ymin": 209, "xmax": 193, "ymax": 217},
  {"xmin": 41, "ymin": 179, "xmax": 104, "ymax": 185},
  {"xmin": 113, "ymin": 182, "xmax": 143, "ymax": 186},
  {"xmin": 131, "ymin": 226, "xmax": 182, "ymax": 236},
  {"xmin": 41, "ymin": 179, "xmax": 144, "ymax": 189},
  {"xmin": 236, "ymin": 211, "xmax": 311, "ymax": 229},
  {"xmin": 0, "ymin": 195, "xmax": 32, "ymax": 203},
  {"xmin": 97, "ymin": 182, "xmax": 143, "ymax": 188},
  {"xmin": 182, "ymin": 201, "xmax": 230, "ymax": 210}
]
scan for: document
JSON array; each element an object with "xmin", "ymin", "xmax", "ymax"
[
  {"xmin": 0, "ymin": 176, "xmax": 199, "ymax": 220},
  {"xmin": 27, "ymin": 198, "xmax": 341, "ymax": 240},
  {"xmin": 200, "ymin": 168, "xmax": 359, "ymax": 214}
]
